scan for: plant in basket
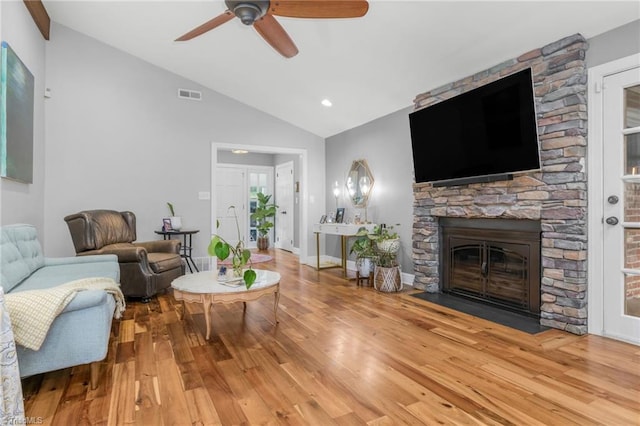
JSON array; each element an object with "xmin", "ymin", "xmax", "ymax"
[
  {"xmin": 208, "ymin": 206, "xmax": 257, "ymax": 288},
  {"xmin": 370, "ymin": 224, "xmax": 402, "ymax": 292}
]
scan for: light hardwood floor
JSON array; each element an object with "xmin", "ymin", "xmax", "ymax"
[{"xmin": 22, "ymin": 249, "xmax": 640, "ymax": 425}]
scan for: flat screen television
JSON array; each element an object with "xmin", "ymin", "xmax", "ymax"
[{"xmin": 409, "ymin": 68, "xmax": 540, "ymax": 186}]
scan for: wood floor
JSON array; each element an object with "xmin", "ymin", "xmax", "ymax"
[{"xmin": 22, "ymin": 249, "xmax": 640, "ymax": 425}]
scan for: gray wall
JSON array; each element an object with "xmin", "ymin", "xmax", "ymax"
[
  {"xmin": 586, "ymin": 19, "xmax": 640, "ymax": 68},
  {"xmin": 44, "ymin": 23, "xmax": 325, "ymax": 259},
  {"xmin": 0, "ymin": 2, "xmax": 46, "ymax": 239},
  {"xmin": 325, "ymin": 107, "xmax": 415, "ymax": 273}
]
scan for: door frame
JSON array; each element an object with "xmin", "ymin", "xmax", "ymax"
[
  {"xmin": 215, "ymin": 164, "xmax": 274, "ymax": 248},
  {"xmin": 211, "ymin": 143, "xmax": 308, "ymax": 265},
  {"xmin": 588, "ymin": 53, "xmax": 640, "ymax": 337}
]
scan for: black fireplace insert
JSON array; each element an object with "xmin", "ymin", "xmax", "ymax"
[{"xmin": 440, "ymin": 218, "xmax": 541, "ymax": 317}]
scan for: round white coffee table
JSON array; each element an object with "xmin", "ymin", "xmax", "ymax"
[{"xmin": 171, "ymin": 269, "xmax": 280, "ymax": 340}]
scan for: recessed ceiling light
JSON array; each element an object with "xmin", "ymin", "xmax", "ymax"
[
  {"xmin": 231, "ymin": 149, "xmax": 249, "ymax": 154},
  {"xmin": 321, "ymin": 99, "xmax": 332, "ymax": 107}
]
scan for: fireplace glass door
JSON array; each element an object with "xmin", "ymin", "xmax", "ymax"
[
  {"xmin": 442, "ymin": 219, "xmax": 541, "ymax": 316},
  {"xmin": 449, "ymin": 238, "xmax": 530, "ymax": 309},
  {"xmin": 486, "ymin": 243, "xmax": 529, "ymax": 306},
  {"xmin": 450, "ymin": 239, "xmax": 483, "ymax": 295}
]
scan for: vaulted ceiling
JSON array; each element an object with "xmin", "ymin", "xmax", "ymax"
[{"xmin": 43, "ymin": 1, "xmax": 639, "ymax": 137}]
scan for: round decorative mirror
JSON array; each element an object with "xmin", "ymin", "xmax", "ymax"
[{"xmin": 346, "ymin": 159, "xmax": 374, "ymax": 208}]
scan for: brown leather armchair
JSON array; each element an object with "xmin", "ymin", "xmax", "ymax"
[{"xmin": 64, "ymin": 210, "xmax": 185, "ymax": 301}]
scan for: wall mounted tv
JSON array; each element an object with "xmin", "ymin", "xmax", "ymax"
[{"xmin": 409, "ymin": 68, "xmax": 540, "ymax": 186}]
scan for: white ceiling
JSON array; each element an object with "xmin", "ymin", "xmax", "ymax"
[{"xmin": 43, "ymin": 1, "xmax": 639, "ymax": 138}]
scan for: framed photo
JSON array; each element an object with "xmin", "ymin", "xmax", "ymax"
[
  {"xmin": 335, "ymin": 208, "xmax": 345, "ymax": 224},
  {"xmin": 162, "ymin": 218, "xmax": 172, "ymax": 231},
  {"xmin": 319, "ymin": 215, "xmax": 327, "ymax": 224}
]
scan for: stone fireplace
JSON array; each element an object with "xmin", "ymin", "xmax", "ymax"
[{"xmin": 412, "ymin": 34, "xmax": 589, "ymax": 334}]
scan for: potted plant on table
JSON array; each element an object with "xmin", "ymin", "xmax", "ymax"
[
  {"xmin": 166, "ymin": 202, "xmax": 182, "ymax": 231},
  {"xmin": 208, "ymin": 206, "xmax": 257, "ymax": 288},
  {"xmin": 250, "ymin": 193, "xmax": 278, "ymax": 251}
]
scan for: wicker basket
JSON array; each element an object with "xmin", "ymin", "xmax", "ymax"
[{"xmin": 374, "ymin": 266, "xmax": 402, "ymax": 292}]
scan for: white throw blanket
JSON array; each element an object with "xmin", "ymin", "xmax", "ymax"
[{"xmin": 4, "ymin": 277, "xmax": 125, "ymax": 351}]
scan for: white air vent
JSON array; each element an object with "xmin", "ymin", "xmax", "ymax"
[{"xmin": 178, "ymin": 88, "xmax": 202, "ymax": 101}]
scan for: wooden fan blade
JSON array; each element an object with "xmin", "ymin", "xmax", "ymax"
[
  {"xmin": 253, "ymin": 15, "xmax": 299, "ymax": 58},
  {"xmin": 175, "ymin": 10, "xmax": 234, "ymax": 41},
  {"xmin": 269, "ymin": 0, "xmax": 369, "ymax": 18}
]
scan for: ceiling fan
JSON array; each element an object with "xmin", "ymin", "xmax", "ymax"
[{"xmin": 176, "ymin": 0, "xmax": 369, "ymax": 58}]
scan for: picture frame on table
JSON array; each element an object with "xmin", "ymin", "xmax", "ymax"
[
  {"xmin": 335, "ymin": 208, "xmax": 345, "ymax": 224},
  {"xmin": 319, "ymin": 215, "xmax": 327, "ymax": 224},
  {"xmin": 162, "ymin": 218, "xmax": 173, "ymax": 231}
]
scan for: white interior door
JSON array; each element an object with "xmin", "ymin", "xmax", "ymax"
[
  {"xmin": 275, "ymin": 161, "xmax": 294, "ymax": 251},
  {"xmin": 215, "ymin": 166, "xmax": 246, "ymax": 247},
  {"xmin": 603, "ymin": 66, "xmax": 640, "ymax": 344}
]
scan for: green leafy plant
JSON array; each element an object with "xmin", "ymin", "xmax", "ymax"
[
  {"xmin": 167, "ymin": 202, "xmax": 176, "ymax": 216},
  {"xmin": 208, "ymin": 206, "xmax": 257, "ymax": 288},
  {"xmin": 353, "ymin": 224, "xmax": 400, "ymax": 268},
  {"xmin": 250, "ymin": 193, "xmax": 278, "ymax": 237},
  {"xmin": 350, "ymin": 227, "xmax": 377, "ymax": 259},
  {"xmin": 372, "ymin": 224, "xmax": 400, "ymax": 267}
]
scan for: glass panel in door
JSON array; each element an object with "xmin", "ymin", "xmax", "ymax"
[
  {"xmin": 486, "ymin": 246, "xmax": 528, "ymax": 307},
  {"xmin": 605, "ymin": 73, "xmax": 640, "ymax": 344},
  {"xmin": 623, "ymin": 87, "xmax": 640, "ymax": 319},
  {"xmin": 248, "ymin": 171, "xmax": 269, "ymax": 248},
  {"xmin": 450, "ymin": 243, "xmax": 483, "ymax": 295}
]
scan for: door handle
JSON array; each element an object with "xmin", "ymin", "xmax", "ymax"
[
  {"xmin": 605, "ymin": 216, "xmax": 619, "ymax": 225},
  {"xmin": 607, "ymin": 195, "xmax": 619, "ymax": 204}
]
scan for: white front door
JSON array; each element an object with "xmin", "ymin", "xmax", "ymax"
[
  {"xmin": 602, "ymin": 65, "xmax": 640, "ymax": 344},
  {"xmin": 275, "ymin": 161, "xmax": 294, "ymax": 251},
  {"xmin": 215, "ymin": 166, "xmax": 246, "ymax": 247}
]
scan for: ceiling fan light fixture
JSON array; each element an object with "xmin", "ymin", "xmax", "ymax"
[
  {"xmin": 226, "ymin": 0, "xmax": 269, "ymax": 25},
  {"xmin": 321, "ymin": 99, "xmax": 333, "ymax": 107},
  {"xmin": 236, "ymin": 4, "xmax": 261, "ymax": 25}
]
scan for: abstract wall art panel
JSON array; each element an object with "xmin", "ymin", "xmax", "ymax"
[{"xmin": 0, "ymin": 41, "xmax": 34, "ymax": 184}]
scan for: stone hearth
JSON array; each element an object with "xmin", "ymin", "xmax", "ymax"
[{"xmin": 412, "ymin": 34, "xmax": 588, "ymax": 334}]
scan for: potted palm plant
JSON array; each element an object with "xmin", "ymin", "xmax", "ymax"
[
  {"xmin": 208, "ymin": 206, "xmax": 257, "ymax": 288},
  {"xmin": 250, "ymin": 193, "xmax": 278, "ymax": 250}
]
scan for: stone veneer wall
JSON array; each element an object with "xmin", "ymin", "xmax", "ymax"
[{"xmin": 412, "ymin": 34, "xmax": 589, "ymax": 334}]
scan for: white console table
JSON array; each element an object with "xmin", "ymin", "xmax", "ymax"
[{"xmin": 313, "ymin": 223, "xmax": 377, "ymax": 277}]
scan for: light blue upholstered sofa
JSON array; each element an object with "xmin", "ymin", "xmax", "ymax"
[{"xmin": 0, "ymin": 224, "xmax": 120, "ymax": 388}]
